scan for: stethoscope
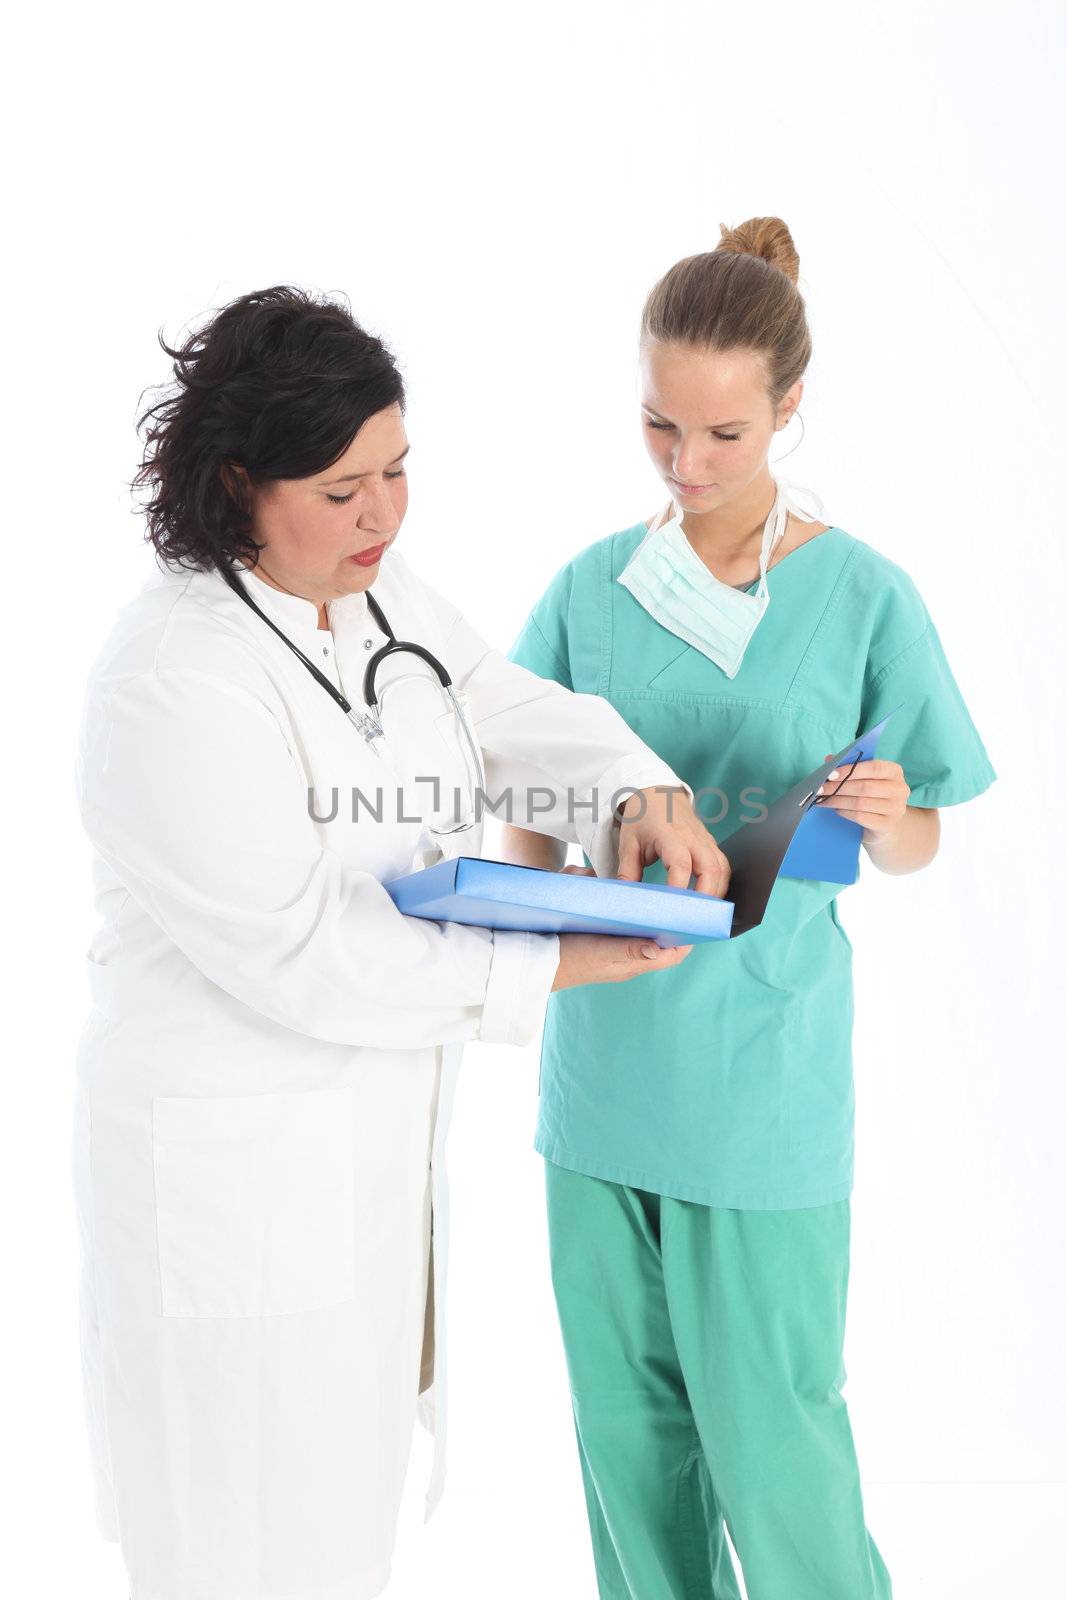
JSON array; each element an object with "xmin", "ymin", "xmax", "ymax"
[{"xmin": 220, "ymin": 562, "xmax": 486, "ymax": 833}]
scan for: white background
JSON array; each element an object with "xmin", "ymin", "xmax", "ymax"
[{"xmin": 2, "ymin": 2, "xmax": 1063, "ymax": 1596}]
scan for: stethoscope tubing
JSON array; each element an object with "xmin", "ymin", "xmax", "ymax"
[
  {"xmin": 221, "ymin": 563, "xmax": 454, "ymax": 712},
  {"xmin": 220, "ymin": 563, "xmax": 485, "ymax": 809}
]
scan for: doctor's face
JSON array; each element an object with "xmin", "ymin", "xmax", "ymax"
[
  {"xmin": 236, "ymin": 404, "xmax": 410, "ymax": 603},
  {"xmin": 638, "ymin": 340, "xmax": 801, "ymax": 512}
]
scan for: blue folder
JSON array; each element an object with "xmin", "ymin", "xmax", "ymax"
[
  {"xmin": 384, "ymin": 856, "xmax": 735, "ymax": 945},
  {"xmin": 384, "ymin": 706, "xmax": 902, "ymax": 945}
]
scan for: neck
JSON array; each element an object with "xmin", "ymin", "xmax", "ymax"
[
  {"xmin": 241, "ymin": 562, "xmax": 331, "ymax": 629},
  {"xmin": 677, "ymin": 470, "xmax": 778, "ymax": 565}
]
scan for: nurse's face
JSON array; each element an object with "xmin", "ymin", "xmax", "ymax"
[
  {"xmin": 638, "ymin": 340, "xmax": 801, "ymax": 511},
  {"xmin": 230, "ymin": 404, "xmax": 410, "ymax": 602}
]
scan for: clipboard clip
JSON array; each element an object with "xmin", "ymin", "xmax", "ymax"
[{"xmin": 798, "ymin": 750, "xmax": 864, "ymax": 809}]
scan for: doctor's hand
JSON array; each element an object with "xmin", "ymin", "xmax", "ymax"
[
  {"xmin": 550, "ymin": 912, "xmax": 693, "ymax": 992},
  {"xmin": 550, "ymin": 864, "xmax": 692, "ymax": 991},
  {"xmin": 614, "ymin": 786, "xmax": 730, "ymax": 897}
]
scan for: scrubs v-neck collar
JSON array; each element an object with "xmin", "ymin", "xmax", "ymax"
[{"xmin": 638, "ymin": 521, "xmax": 842, "ymax": 593}]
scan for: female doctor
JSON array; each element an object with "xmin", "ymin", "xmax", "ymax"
[
  {"xmin": 72, "ymin": 283, "xmax": 729, "ymax": 1600},
  {"xmin": 503, "ymin": 218, "xmax": 997, "ymax": 1599}
]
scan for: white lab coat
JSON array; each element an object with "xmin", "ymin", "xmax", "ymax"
[{"xmin": 73, "ymin": 545, "xmax": 690, "ymax": 1600}]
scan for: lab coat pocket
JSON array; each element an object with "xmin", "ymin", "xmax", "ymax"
[{"xmin": 152, "ymin": 1087, "xmax": 357, "ymax": 1318}]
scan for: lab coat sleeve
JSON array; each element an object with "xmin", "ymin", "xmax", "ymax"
[
  {"xmin": 419, "ymin": 578, "xmax": 695, "ymax": 879},
  {"xmin": 77, "ymin": 666, "xmax": 559, "ymax": 1051}
]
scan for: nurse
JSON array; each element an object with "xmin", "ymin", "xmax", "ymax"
[
  {"xmin": 502, "ymin": 216, "xmax": 997, "ymax": 1600},
  {"xmin": 73, "ymin": 283, "xmax": 729, "ymax": 1600}
]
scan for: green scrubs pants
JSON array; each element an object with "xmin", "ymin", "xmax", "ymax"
[{"xmin": 544, "ymin": 1160, "xmax": 892, "ymax": 1600}]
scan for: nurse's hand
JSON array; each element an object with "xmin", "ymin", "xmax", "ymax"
[
  {"xmin": 614, "ymin": 786, "xmax": 730, "ymax": 897},
  {"xmin": 816, "ymin": 757, "xmax": 910, "ymax": 838},
  {"xmin": 818, "ymin": 754, "xmax": 939, "ymax": 874}
]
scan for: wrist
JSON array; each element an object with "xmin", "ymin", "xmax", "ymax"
[
  {"xmin": 862, "ymin": 825, "xmax": 898, "ymax": 862},
  {"xmin": 862, "ymin": 806, "xmax": 939, "ymax": 875},
  {"xmin": 614, "ymin": 783, "xmax": 691, "ymax": 820}
]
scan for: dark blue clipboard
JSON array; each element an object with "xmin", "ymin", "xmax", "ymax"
[{"xmin": 719, "ymin": 708, "xmax": 898, "ymax": 934}]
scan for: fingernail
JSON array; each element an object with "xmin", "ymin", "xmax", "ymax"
[
  {"xmin": 642, "ymin": 944, "xmax": 658, "ymax": 958},
  {"xmin": 828, "ymin": 770, "xmax": 840, "ymax": 781}
]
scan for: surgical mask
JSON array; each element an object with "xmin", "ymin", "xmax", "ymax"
[{"xmin": 617, "ymin": 475, "xmax": 826, "ymax": 679}]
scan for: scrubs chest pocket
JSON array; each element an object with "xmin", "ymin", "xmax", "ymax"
[{"xmin": 152, "ymin": 1087, "xmax": 358, "ymax": 1318}]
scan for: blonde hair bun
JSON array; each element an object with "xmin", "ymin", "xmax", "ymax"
[{"xmin": 715, "ymin": 216, "xmax": 800, "ymax": 286}]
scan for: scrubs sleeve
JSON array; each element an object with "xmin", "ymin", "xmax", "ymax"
[
  {"xmin": 858, "ymin": 576, "xmax": 997, "ymax": 808},
  {"xmin": 417, "ymin": 573, "xmax": 693, "ymax": 878},
  {"xmin": 77, "ymin": 666, "xmax": 559, "ymax": 1052},
  {"xmin": 506, "ymin": 563, "xmax": 575, "ymax": 688}
]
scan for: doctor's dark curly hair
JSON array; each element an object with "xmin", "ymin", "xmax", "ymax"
[{"xmin": 132, "ymin": 285, "xmax": 406, "ymax": 573}]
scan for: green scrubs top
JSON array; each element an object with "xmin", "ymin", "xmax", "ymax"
[{"xmin": 507, "ymin": 523, "xmax": 997, "ymax": 1209}]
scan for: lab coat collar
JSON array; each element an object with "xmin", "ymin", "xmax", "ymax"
[{"xmin": 225, "ymin": 560, "xmax": 370, "ymax": 635}]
